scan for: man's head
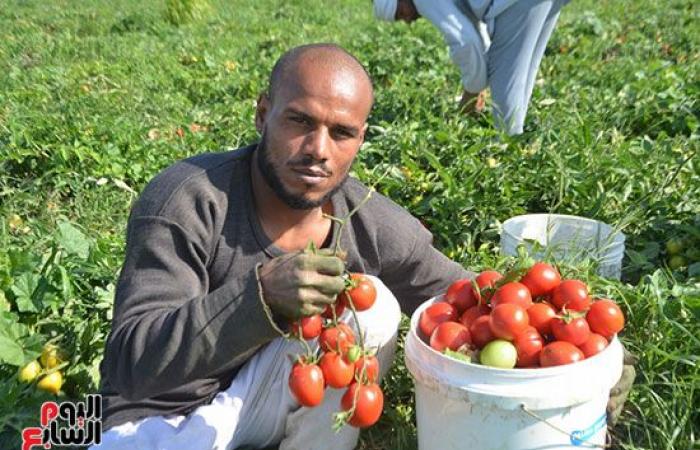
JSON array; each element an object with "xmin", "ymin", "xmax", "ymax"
[
  {"xmin": 373, "ymin": 0, "xmax": 419, "ymax": 23},
  {"xmin": 255, "ymin": 44, "xmax": 374, "ymax": 210}
]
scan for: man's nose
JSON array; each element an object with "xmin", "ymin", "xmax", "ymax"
[{"xmin": 303, "ymin": 128, "xmax": 331, "ymax": 161}]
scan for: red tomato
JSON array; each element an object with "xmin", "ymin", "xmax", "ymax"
[
  {"xmin": 491, "ymin": 282, "xmax": 533, "ymax": 309},
  {"xmin": 319, "ymin": 351, "xmax": 354, "ymax": 388},
  {"xmin": 289, "ymin": 361, "xmax": 325, "ymax": 407},
  {"xmin": 341, "ymin": 382, "xmax": 384, "ymax": 428},
  {"xmin": 514, "ymin": 326, "xmax": 544, "ymax": 368},
  {"xmin": 586, "ymin": 299, "xmax": 625, "ymax": 338},
  {"xmin": 459, "ymin": 304, "xmax": 490, "ymax": 328},
  {"xmin": 354, "ymin": 355, "xmax": 380, "ymax": 384},
  {"xmin": 520, "ymin": 262, "xmax": 561, "ymax": 297},
  {"xmin": 469, "ymin": 315, "xmax": 496, "ymax": 349},
  {"xmin": 323, "ymin": 296, "xmax": 347, "ymax": 319},
  {"xmin": 476, "ymin": 270, "xmax": 504, "ymax": 302},
  {"xmin": 527, "ymin": 302, "xmax": 557, "ymax": 336},
  {"xmin": 319, "ymin": 323, "xmax": 356, "ymax": 353},
  {"xmin": 551, "ymin": 316, "xmax": 591, "ymax": 346},
  {"xmin": 551, "ymin": 280, "xmax": 591, "ymax": 311},
  {"xmin": 445, "ymin": 279, "xmax": 480, "ymax": 313},
  {"xmin": 419, "ymin": 302, "xmax": 458, "ymax": 338},
  {"xmin": 290, "ymin": 314, "xmax": 323, "ymax": 340},
  {"xmin": 540, "ymin": 341, "xmax": 585, "ymax": 367},
  {"xmin": 578, "ymin": 333, "xmax": 609, "ymax": 358},
  {"xmin": 430, "ymin": 322, "xmax": 471, "ymax": 352},
  {"xmin": 489, "ymin": 304, "xmax": 529, "ymax": 341},
  {"xmin": 343, "ymin": 274, "xmax": 377, "ymax": 312}
]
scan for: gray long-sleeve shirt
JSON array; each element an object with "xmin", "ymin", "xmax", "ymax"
[{"xmin": 99, "ymin": 144, "xmax": 468, "ymax": 430}]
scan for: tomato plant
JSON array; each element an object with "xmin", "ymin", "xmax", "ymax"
[{"xmin": 475, "ymin": 270, "xmax": 504, "ymax": 302}]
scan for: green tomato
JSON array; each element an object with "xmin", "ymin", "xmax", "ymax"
[
  {"xmin": 665, "ymin": 238, "xmax": 684, "ymax": 255},
  {"xmin": 479, "ymin": 339, "xmax": 517, "ymax": 369},
  {"xmin": 669, "ymin": 255, "xmax": 687, "ymax": 270},
  {"xmin": 18, "ymin": 360, "xmax": 42, "ymax": 383}
]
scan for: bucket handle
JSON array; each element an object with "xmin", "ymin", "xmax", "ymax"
[{"xmin": 519, "ymin": 404, "xmax": 612, "ymax": 449}]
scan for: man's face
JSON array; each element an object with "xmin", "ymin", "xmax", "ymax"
[{"xmin": 255, "ymin": 62, "xmax": 372, "ymax": 209}]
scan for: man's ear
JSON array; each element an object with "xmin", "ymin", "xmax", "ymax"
[
  {"xmin": 359, "ymin": 122, "xmax": 369, "ymax": 144},
  {"xmin": 255, "ymin": 93, "xmax": 270, "ymax": 133}
]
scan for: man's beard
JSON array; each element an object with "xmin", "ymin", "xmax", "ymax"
[{"xmin": 256, "ymin": 133, "xmax": 347, "ymax": 210}]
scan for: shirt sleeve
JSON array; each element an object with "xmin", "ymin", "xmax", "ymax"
[
  {"xmin": 101, "ymin": 215, "xmax": 283, "ymax": 401},
  {"xmin": 414, "ymin": 0, "xmax": 488, "ymax": 93},
  {"xmin": 379, "ymin": 220, "xmax": 475, "ymax": 315}
]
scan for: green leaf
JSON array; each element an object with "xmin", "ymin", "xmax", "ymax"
[
  {"xmin": 0, "ymin": 314, "xmax": 43, "ymax": 366},
  {"xmin": 688, "ymin": 262, "xmax": 700, "ymax": 278},
  {"xmin": 0, "ymin": 291, "xmax": 9, "ymax": 312},
  {"xmin": 10, "ymin": 273, "xmax": 41, "ymax": 313},
  {"xmin": 57, "ymin": 221, "xmax": 91, "ymax": 259}
]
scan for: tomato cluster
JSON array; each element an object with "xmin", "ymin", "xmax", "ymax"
[
  {"xmin": 17, "ymin": 343, "xmax": 65, "ymax": 394},
  {"xmin": 420, "ymin": 262, "xmax": 626, "ymax": 369},
  {"xmin": 287, "ymin": 273, "xmax": 384, "ymax": 429}
]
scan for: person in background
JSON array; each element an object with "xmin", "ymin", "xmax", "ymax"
[{"xmin": 374, "ymin": 0, "xmax": 570, "ymax": 135}]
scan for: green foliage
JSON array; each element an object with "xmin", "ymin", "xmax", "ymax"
[{"xmin": 0, "ymin": 0, "xmax": 698, "ymax": 449}]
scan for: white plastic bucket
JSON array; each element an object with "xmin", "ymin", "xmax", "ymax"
[
  {"xmin": 500, "ymin": 214, "xmax": 626, "ymax": 279},
  {"xmin": 404, "ymin": 297, "xmax": 623, "ymax": 450}
]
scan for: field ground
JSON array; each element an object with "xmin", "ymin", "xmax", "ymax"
[{"xmin": 0, "ymin": 0, "xmax": 698, "ymax": 449}]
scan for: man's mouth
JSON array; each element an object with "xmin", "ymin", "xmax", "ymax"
[{"xmin": 291, "ymin": 167, "xmax": 331, "ymax": 185}]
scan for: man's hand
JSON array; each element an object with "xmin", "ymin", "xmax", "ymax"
[
  {"xmin": 607, "ymin": 346, "xmax": 637, "ymax": 426},
  {"xmin": 258, "ymin": 249, "xmax": 346, "ymax": 320},
  {"xmin": 459, "ymin": 90, "xmax": 486, "ymax": 115}
]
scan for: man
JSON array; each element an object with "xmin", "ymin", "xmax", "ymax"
[
  {"xmin": 374, "ymin": 0, "xmax": 570, "ymax": 135},
  {"xmin": 94, "ymin": 44, "xmax": 632, "ymax": 450}
]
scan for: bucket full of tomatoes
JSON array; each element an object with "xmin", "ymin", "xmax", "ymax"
[
  {"xmin": 404, "ymin": 263, "xmax": 625, "ymax": 450},
  {"xmin": 501, "ymin": 214, "xmax": 625, "ymax": 279}
]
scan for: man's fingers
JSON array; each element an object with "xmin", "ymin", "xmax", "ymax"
[
  {"xmin": 623, "ymin": 347, "xmax": 639, "ymax": 365},
  {"xmin": 300, "ymin": 254, "xmax": 345, "ymax": 276},
  {"xmin": 610, "ymin": 365, "xmax": 636, "ymax": 396}
]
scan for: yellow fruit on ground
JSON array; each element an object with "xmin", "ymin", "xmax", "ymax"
[
  {"xmin": 40, "ymin": 344, "xmax": 62, "ymax": 369},
  {"xmin": 37, "ymin": 371, "xmax": 63, "ymax": 395},
  {"xmin": 18, "ymin": 360, "xmax": 42, "ymax": 383}
]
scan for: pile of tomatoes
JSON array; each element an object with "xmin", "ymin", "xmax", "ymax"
[
  {"xmin": 419, "ymin": 262, "xmax": 625, "ymax": 369},
  {"xmin": 287, "ymin": 273, "xmax": 384, "ymax": 429}
]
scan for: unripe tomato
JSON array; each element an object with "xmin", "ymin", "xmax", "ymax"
[
  {"xmin": 540, "ymin": 341, "xmax": 584, "ymax": 367},
  {"xmin": 514, "ymin": 327, "xmax": 544, "ymax": 368},
  {"xmin": 430, "ymin": 321, "xmax": 471, "ymax": 352},
  {"xmin": 665, "ymin": 238, "xmax": 683, "ymax": 255},
  {"xmin": 289, "ymin": 361, "xmax": 324, "ymax": 407},
  {"xmin": 319, "ymin": 351, "xmax": 354, "ymax": 388},
  {"xmin": 578, "ymin": 333, "xmax": 608, "ymax": 358},
  {"xmin": 551, "ymin": 280, "xmax": 590, "ymax": 311},
  {"xmin": 520, "ymin": 262, "xmax": 561, "ymax": 297},
  {"xmin": 527, "ymin": 302, "xmax": 557, "ymax": 336},
  {"xmin": 586, "ymin": 299, "xmax": 624, "ymax": 338},
  {"xmin": 40, "ymin": 344, "xmax": 63, "ymax": 369},
  {"xmin": 668, "ymin": 255, "xmax": 687, "ymax": 270},
  {"xmin": 343, "ymin": 274, "xmax": 377, "ymax": 312},
  {"xmin": 341, "ymin": 382, "xmax": 384, "ymax": 428},
  {"xmin": 18, "ymin": 360, "xmax": 42, "ymax": 383},
  {"xmin": 551, "ymin": 316, "xmax": 591, "ymax": 346},
  {"xmin": 489, "ymin": 304, "xmax": 529, "ymax": 341},
  {"xmin": 319, "ymin": 323, "xmax": 356, "ymax": 354},
  {"xmin": 419, "ymin": 302, "xmax": 458, "ymax": 338},
  {"xmin": 480, "ymin": 339, "xmax": 517, "ymax": 369},
  {"xmin": 459, "ymin": 304, "xmax": 490, "ymax": 329},
  {"xmin": 37, "ymin": 371, "xmax": 63, "ymax": 395},
  {"xmin": 469, "ymin": 315, "xmax": 496, "ymax": 349},
  {"xmin": 445, "ymin": 279, "xmax": 480, "ymax": 313},
  {"xmin": 290, "ymin": 315, "xmax": 323, "ymax": 340},
  {"xmin": 491, "ymin": 282, "xmax": 533, "ymax": 309}
]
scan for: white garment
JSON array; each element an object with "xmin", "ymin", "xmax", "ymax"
[{"xmin": 91, "ymin": 275, "xmax": 402, "ymax": 450}]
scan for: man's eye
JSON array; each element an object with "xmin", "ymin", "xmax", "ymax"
[{"xmin": 290, "ymin": 116, "xmax": 308, "ymax": 124}]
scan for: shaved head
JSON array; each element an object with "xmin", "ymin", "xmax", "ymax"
[{"xmin": 268, "ymin": 43, "xmax": 374, "ymax": 110}]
